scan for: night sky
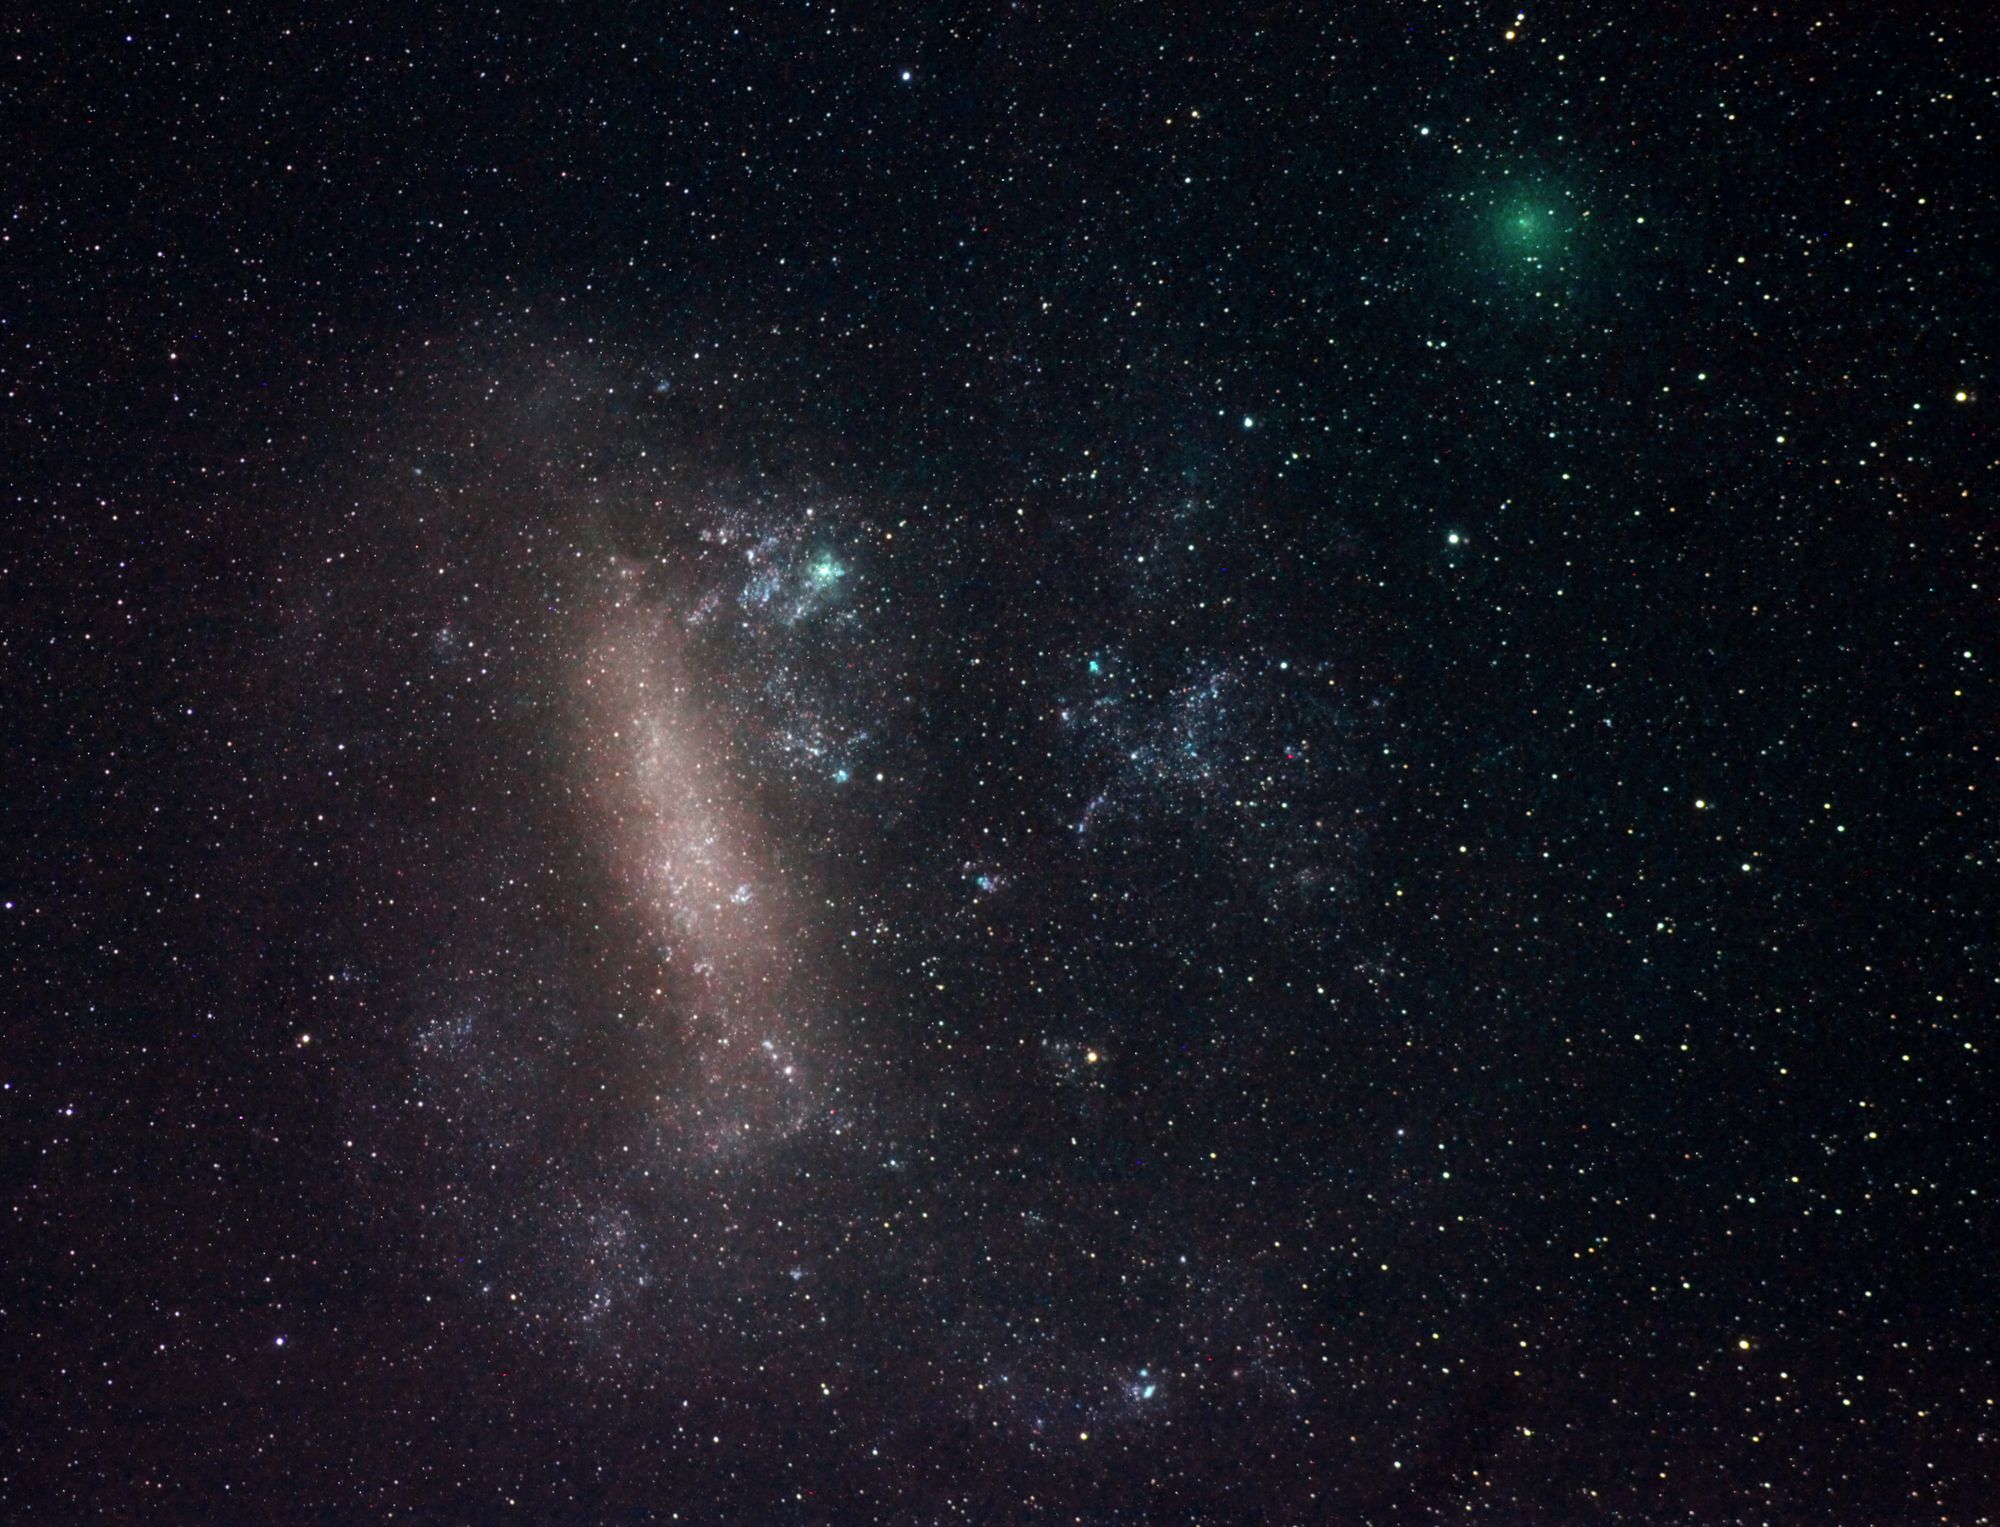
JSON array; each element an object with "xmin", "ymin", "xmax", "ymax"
[{"xmin": 5, "ymin": 6, "xmax": 1994, "ymax": 1521}]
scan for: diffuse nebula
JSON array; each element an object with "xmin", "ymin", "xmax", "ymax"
[{"xmin": 574, "ymin": 554, "xmax": 820, "ymax": 1159}]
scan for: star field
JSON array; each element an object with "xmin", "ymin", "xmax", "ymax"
[{"xmin": 3, "ymin": 5, "xmax": 1993, "ymax": 1521}]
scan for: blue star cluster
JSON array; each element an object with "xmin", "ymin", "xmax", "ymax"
[{"xmin": 3, "ymin": 4, "xmax": 1991, "ymax": 1520}]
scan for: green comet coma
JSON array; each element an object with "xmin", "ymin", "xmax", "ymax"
[{"xmin": 1494, "ymin": 197, "xmax": 1564, "ymax": 266}]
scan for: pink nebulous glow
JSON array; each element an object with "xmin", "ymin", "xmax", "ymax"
[{"xmin": 573, "ymin": 555, "xmax": 818, "ymax": 1157}]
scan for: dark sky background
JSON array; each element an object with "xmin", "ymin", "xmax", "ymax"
[{"xmin": 5, "ymin": 5, "xmax": 1994, "ymax": 1521}]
